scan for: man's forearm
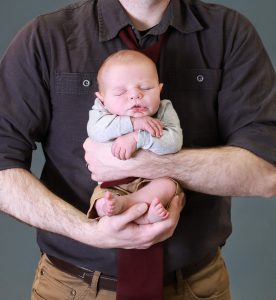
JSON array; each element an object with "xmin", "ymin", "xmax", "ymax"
[
  {"xmin": 134, "ymin": 146, "xmax": 276, "ymax": 197},
  {"xmin": 0, "ymin": 168, "xmax": 95, "ymax": 245},
  {"xmin": 0, "ymin": 167, "xmax": 183, "ymax": 249},
  {"xmin": 84, "ymin": 139, "xmax": 276, "ymax": 197}
]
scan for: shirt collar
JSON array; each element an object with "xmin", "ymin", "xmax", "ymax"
[
  {"xmin": 97, "ymin": 0, "xmax": 129, "ymax": 42},
  {"xmin": 97, "ymin": 0, "xmax": 204, "ymax": 42},
  {"xmin": 170, "ymin": 0, "xmax": 204, "ymax": 33}
]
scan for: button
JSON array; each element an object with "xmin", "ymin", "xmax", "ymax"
[
  {"xmin": 196, "ymin": 74, "xmax": 204, "ymax": 82},
  {"xmin": 71, "ymin": 290, "xmax": 76, "ymax": 296},
  {"xmin": 82, "ymin": 79, "xmax": 90, "ymax": 87},
  {"xmin": 40, "ymin": 270, "xmax": 45, "ymax": 276}
]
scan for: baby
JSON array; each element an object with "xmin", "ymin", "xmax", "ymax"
[{"xmin": 87, "ymin": 50, "xmax": 183, "ymax": 224}]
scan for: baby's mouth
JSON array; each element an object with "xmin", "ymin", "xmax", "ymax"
[{"xmin": 131, "ymin": 105, "xmax": 147, "ymax": 112}]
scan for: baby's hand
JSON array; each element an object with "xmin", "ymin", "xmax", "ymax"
[
  {"xmin": 131, "ymin": 116, "xmax": 163, "ymax": 137},
  {"xmin": 111, "ymin": 132, "xmax": 138, "ymax": 160}
]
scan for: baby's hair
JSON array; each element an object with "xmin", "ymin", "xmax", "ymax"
[{"xmin": 97, "ymin": 50, "xmax": 158, "ymax": 90}]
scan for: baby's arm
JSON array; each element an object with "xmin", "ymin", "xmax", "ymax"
[
  {"xmin": 111, "ymin": 132, "xmax": 138, "ymax": 160},
  {"xmin": 87, "ymin": 99, "xmax": 180, "ymax": 160},
  {"xmin": 137, "ymin": 100, "xmax": 183, "ymax": 155},
  {"xmin": 110, "ymin": 116, "xmax": 165, "ymax": 160},
  {"xmin": 87, "ymin": 98, "xmax": 133, "ymax": 142},
  {"xmin": 131, "ymin": 116, "xmax": 163, "ymax": 138}
]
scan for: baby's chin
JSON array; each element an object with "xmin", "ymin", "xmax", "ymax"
[{"xmin": 130, "ymin": 112, "xmax": 150, "ymax": 118}]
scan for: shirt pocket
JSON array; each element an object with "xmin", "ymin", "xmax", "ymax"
[
  {"xmin": 162, "ymin": 68, "xmax": 222, "ymax": 147},
  {"xmin": 51, "ymin": 72, "xmax": 97, "ymax": 142},
  {"xmin": 55, "ymin": 72, "xmax": 97, "ymax": 95},
  {"xmin": 165, "ymin": 68, "xmax": 222, "ymax": 91}
]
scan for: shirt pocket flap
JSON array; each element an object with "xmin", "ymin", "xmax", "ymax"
[
  {"xmin": 55, "ymin": 72, "xmax": 97, "ymax": 95},
  {"xmin": 167, "ymin": 68, "xmax": 221, "ymax": 91}
]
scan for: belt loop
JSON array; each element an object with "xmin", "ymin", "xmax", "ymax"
[
  {"xmin": 175, "ymin": 269, "xmax": 184, "ymax": 295},
  {"xmin": 90, "ymin": 271, "xmax": 101, "ymax": 298}
]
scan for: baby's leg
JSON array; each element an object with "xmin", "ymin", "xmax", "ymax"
[
  {"xmin": 132, "ymin": 178, "xmax": 177, "ymax": 224},
  {"xmin": 95, "ymin": 178, "xmax": 177, "ymax": 221},
  {"xmin": 144, "ymin": 197, "xmax": 169, "ymax": 223}
]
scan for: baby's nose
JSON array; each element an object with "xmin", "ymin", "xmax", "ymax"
[{"xmin": 129, "ymin": 89, "xmax": 142, "ymax": 100}]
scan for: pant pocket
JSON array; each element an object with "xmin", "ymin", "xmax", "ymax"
[
  {"xmin": 32, "ymin": 266, "xmax": 77, "ymax": 300},
  {"xmin": 184, "ymin": 250, "xmax": 231, "ymax": 300},
  {"xmin": 31, "ymin": 255, "xmax": 90, "ymax": 300}
]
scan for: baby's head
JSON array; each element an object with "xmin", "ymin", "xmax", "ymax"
[{"xmin": 95, "ymin": 50, "xmax": 163, "ymax": 118}]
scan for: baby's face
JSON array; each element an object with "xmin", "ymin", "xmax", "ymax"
[{"xmin": 97, "ymin": 60, "xmax": 163, "ymax": 118}]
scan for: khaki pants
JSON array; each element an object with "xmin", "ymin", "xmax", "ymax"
[{"xmin": 31, "ymin": 250, "xmax": 231, "ymax": 300}]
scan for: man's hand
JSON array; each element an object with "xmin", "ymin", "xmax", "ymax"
[
  {"xmin": 0, "ymin": 168, "xmax": 184, "ymax": 250},
  {"xmin": 83, "ymin": 138, "xmax": 135, "ymax": 181},
  {"xmin": 131, "ymin": 116, "xmax": 163, "ymax": 137},
  {"xmin": 91, "ymin": 193, "xmax": 184, "ymax": 249},
  {"xmin": 111, "ymin": 132, "xmax": 138, "ymax": 160}
]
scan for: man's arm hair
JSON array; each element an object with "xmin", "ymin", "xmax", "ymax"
[
  {"xmin": 134, "ymin": 146, "xmax": 276, "ymax": 197},
  {"xmin": 85, "ymin": 139, "xmax": 276, "ymax": 198},
  {"xmin": 0, "ymin": 168, "xmax": 94, "ymax": 244},
  {"xmin": 0, "ymin": 167, "xmax": 183, "ymax": 249}
]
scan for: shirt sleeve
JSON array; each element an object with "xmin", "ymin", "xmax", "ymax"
[
  {"xmin": 218, "ymin": 12, "xmax": 276, "ymax": 163},
  {"xmin": 0, "ymin": 17, "xmax": 51, "ymax": 171},
  {"xmin": 87, "ymin": 98, "xmax": 133, "ymax": 142},
  {"xmin": 137, "ymin": 100, "xmax": 183, "ymax": 154}
]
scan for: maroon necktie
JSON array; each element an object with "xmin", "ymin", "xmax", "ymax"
[{"xmin": 116, "ymin": 25, "xmax": 168, "ymax": 300}]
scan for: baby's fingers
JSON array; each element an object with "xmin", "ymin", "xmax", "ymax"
[
  {"xmin": 150, "ymin": 120, "xmax": 163, "ymax": 137},
  {"xmin": 111, "ymin": 142, "xmax": 123, "ymax": 160},
  {"xmin": 144, "ymin": 122, "xmax": 156, "ymax": 136}
]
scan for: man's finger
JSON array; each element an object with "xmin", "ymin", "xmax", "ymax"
[
  {"xmin": 115, "ymin": 203, "xmax": 148, "ymax": 228},
  {"xmin": 167, "ymin": 193, "xmax": 184, "ymax": 216},
  {"xmin": 149, "ymin": 193, "xmax": 184, "ymax": 243}
]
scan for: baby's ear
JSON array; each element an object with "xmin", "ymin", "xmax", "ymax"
[
  {"xmin": 95, "ymin": 91, "xmax": 104, "ymax": 102},
  {"xmin": 159, "ymin": 83, "xmax": 164, "ymax": 92}
]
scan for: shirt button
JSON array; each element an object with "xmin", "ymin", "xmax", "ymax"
[
  {"xmin": 196, "ymin": 74, "xmax": 204, "ymax": 82},
  {"xmin": 71, "ymin": 290, "xmax": 76, "ymax": 296},
  {"xmin": 82, "ymin": 79, "xmax": 90, "ymax": 87}
]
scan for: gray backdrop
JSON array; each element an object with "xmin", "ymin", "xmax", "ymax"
[{"xmin": 0, "ymin": 1, "xmax": 275, "ymax": 299}]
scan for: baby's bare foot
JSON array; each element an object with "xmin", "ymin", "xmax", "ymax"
[
  {"xmin": 147, "ymin": 197, "xmax": 169, "ymax": 223},
  {"xmin": 99, "ymin": 191, "xmax": 125, "ymax": 216}
]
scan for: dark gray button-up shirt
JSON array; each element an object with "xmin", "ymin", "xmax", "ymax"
[{"xmin": 0, "ymin": 0, "xmax": 275, "ymax": 275}]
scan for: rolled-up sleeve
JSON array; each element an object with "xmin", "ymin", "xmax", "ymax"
[
  {"xmin": 218, "ymin": 12, "xmax": 276, "ymax": 163},
  {"xmin": 0, "ymin": 17, "xmax": 51, "ymax": 170}
]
